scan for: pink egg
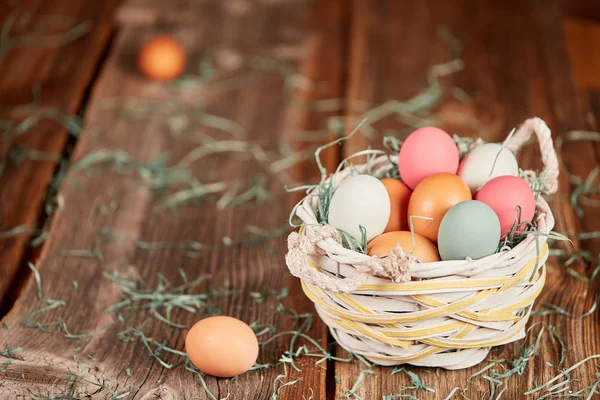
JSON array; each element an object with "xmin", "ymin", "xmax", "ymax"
[
  {"xmin": 475, "ymin": 176, "xmax": 536, "ymax": 237},
  {"xmin": 398, "ymin": 127, "xmax": 459, "ymax": 189}
]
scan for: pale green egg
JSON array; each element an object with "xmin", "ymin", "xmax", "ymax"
[{"xmin": 438, "ymin": 200, "xmax": 501, "ymax": 261}]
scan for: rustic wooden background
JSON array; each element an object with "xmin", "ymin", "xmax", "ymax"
[{"xmin": 0, "ymin": 0, "xmax": 599, "ymax": 398}]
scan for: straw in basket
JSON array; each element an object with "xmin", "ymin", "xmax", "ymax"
[{"xmin": 285, "ymin": 118, "xmax": 558, "ymax": 370}]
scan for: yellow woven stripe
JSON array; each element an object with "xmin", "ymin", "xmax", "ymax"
[
  {"xmin": 359, "ymin": 324, "xmax": 477, "ymax": 363},
  {"xmin": 411, "ymin": 289, "xmax": 519, "ymax": 322},
  {"xmin": 477, "ymin": 265, "xmax": 546, "ymax": 316},
  {"xmin": 304, "ymin": 244, "xmax": 547, "ymax": 294},
  {"xmin": 335, "ymin": 319, "xmax": 413, "ymax": 348},
  {"xmin": 333, "ymin": 292, "xmax": 467, "ymax": 336},
  {"xmin": 357, "ymin": 278, "xmax": 508, "ymax": 292},
  {"xmin": 353, "ymin": 243, "xmax": 548, "ymax": 293},
  {"xmin": 302, "ymin": 280, "xmax": 492, "ymax": 323},
  {"xmin": 411, "ymin": 256, "xmax": 546, "ymax": 323},
  {"xmin": 337, "ymin": 314, "xmax": 465, "ymax": 339},
  {"xmin": 335, "ymin": 293, "xmax": 374, "ymax": 315},
  {"xmin": 496, "ymin": 244, "xmax": 548, "ymax": 294},
  {"xmin": 304, "ymin": 257, "xmax": 505, "ymax": 292},
  {"xmin": 302, "ymin": 245, "xmax": 546, "ymax": 344},
  {"xmin": 383, "ymin": 321, "xmax": 465, "ymax": 338},
  {"xmin": 329, "ymin": 316, "xmax": 469, "ymax": 349},
  {"xmin": 421, "ymin": 320, "xmax": 524, "ymax": 349}
]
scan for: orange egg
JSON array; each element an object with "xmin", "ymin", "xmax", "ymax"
[
  {"xmin": 367, "ymin": 231, "xmax": 440, "ymax": 262},
  {"xmin": 407, "ymin": 173, "xmax": 472, "ymax": 243},
  {"xmin": 381, "ymin": 178, "xmax": 412, "ymax": 232},
  {"xmin": 138, "ymin": 36, "xmax": 187, "ymax": 81},
  {"xmin": 185, "ymin": 316, "xmax": 258, "ymax": 377}
]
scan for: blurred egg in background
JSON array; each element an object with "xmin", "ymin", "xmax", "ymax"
[{"xmin": 138, "ymin": 35, "xmax": 187, "ymax": 81}]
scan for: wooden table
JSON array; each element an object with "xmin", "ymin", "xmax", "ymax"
[{"xmin": 1, "ymin": 0, "xmax": 599, "ymax": 398}]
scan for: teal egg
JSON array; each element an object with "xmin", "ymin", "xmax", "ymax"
[{"xmin": 438, "ymin": 200, "xmax": 501, "ymax": 261}]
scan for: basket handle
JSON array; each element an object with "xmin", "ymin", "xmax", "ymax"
[{"xmin": 504, "ymin": 117, "xmax": 559, "ymax": 194}]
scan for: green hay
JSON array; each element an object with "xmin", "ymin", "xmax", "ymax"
[
  {"xmin": 103, "ymin": 269, "xmax": 233, "ymax": 328},
  {"xmin": 0, "ymin": 344, "xmax": 21, "ymax": 358},
  {"xmin": 9, "ymin": 147, "xmax": 62, "ymax": 164},
  {"xmin": 31, "ymin": 158, "xmax": 71, "ymax": 247},
  {"xmin": 0, "ymin": 224, "xmax": 38, "ymax": 238},
  {"xmin": 21, "ymin": 263, "xmax": 66, "ymax": 332},
  {"xmin": 271, "ymin": 363, "xmax": 302, "ymax": 399},
  {"xmin": 99, "ymin": 200, "xmax": 119, "ymax": 215},
  {"xmin": 70, "ymin": 150, "xmax": 196, "ymax": 192},
  {"xmin": 490, "ymin": 326, "xmax": 545, "ymax": 379},
  {"xmin": 382, "ymin": 394, "xmax": 419, "ymax": 400},
  {"xmin": 555, "ymin": 130, "xmax": 600, "ymax": 150},
  {"xmin": 154, "ymin": 181, "xmax": 229, "ymax": 212},
  {"xmin": 532, "ymin": 295, "xmax": 599, "ymax": 319},
  {"xmin": 338, "ymin": 369, "xmax": 374, "ymax": 399},
  {"xmin": 119, "ymin": 326, "xmax": 187, "ymax": 369},
  {"xmin": 26, "ymin": 372, "xmax": 133, "ymax": 400},
  {"xmin": 391, "ymin": 367, "xmax": 435, "ymax": 393},
  {"xmin": 99, "ymin": 223, "xmax": 288, "ymax": 259},
  {"xmin": 249, "ymin": 287, "xmax": 289, "ymax": 304},
  {"xmin": 524, "ymin": 354, "xmax": 600, "ymax": 397},
  {"xmin": 569, "ymin": 166, "xmax": 600, "ymax": 218},
  {"xmin": 62, "ymin": 322, "xmax": 114, "ymax": 340},
  {"xmin": 0, "ymin": 92, "xmax": 81, "ymax": 181},
  {"xmin": 0, "ymin": 7, "xmax": 91, "ymax": 60},
  {"xmin": 60, "ymin": 239, "xmax": 103, "ymax": 261}
]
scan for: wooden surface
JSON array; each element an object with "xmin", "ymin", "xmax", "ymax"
[
  {"xmin": 0, "ymin": 0, "xmax": 599, "ymax": 398},
  {"xmin": 0, "ymin": 0, "xmax": 121, "ymax": 312}
]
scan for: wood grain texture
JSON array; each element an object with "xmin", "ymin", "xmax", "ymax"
[
  {"xmin": 0, "ymin": 0, "xmax": 121, "ymax": 308},
  {"xmin": 0, "ymin": 0, "xmax": 343, "ymax": 398},
  {"xmin": 335, "ymin": 0, "xmax": 600, "ymax": 399},
  {"xmin": 563, "ymin": 18, "xmax": 600, "ymax": 90},
  {"xmin": 560, "ymin": 0, "xmax": 600, "ymax": 22}
]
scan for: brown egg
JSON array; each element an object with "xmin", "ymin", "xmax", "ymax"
[
  {"xmin": 185, "ymin": 316, "xmax": 258, "ymax": 377},
  {"xmin": 138, "ymin": 36, "xmax": 187, "ymax": 81},
  {"xmin": 368, "ymin": 231, "xmax": 440, "ymax": 262},
  {"xmin": 381, "ymin": 178, "xmax": 412, "ymax": 232},
  {"xmin": 407, "ymin": 173, "xmax": 472, "ymax": 243}
]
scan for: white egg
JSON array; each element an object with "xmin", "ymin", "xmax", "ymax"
[
  {"xmin": 458, "ymin": 143, "xmax": 519, "ymax": 194},
  {"xmin": 327, "ymin": 175, "xmax": 391, "ymax": 242}
]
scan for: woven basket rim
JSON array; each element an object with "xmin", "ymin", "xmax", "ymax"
[{"xmin": 293, "ymin": 154, "xmax": 554, "ymax": 280}]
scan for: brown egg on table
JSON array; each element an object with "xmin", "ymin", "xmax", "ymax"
[
  {"xmin": 380, "ymin": 178, "xmax": 412, "ymax": 232},
  {"xmin": 367, "ymin": 231, "xmax": 440, "ymax": 262},
  {"xmin": 138, "ymin": 35, "xmax": 187, "ymax": 81},
  {"xmin": 185, "ymin": 316, "xmax": 258, "ymax": 377},
  {"xmin": 407, "ymin": 172, "xmax": 472, "ymax": 243}
]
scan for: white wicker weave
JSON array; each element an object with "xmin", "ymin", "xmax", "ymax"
[{"xmin": 285, "ymin": 118, "xmax": 558, "ymax": 369}]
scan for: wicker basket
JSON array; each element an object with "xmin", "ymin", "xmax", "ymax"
[{"xmin": 285, "ymin": 118, "xmax": 558, "ymax": 370}]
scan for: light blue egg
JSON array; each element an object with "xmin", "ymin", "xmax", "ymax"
[{"xmin": 438, "ymin": 200, "xmax": 501, "ymax": 261}]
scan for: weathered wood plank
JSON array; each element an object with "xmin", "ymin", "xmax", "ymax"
[
  {"xmin": 563, "ymin": 18, "xmax": 600, "ymax": 90},
  {"xmin": 0, "ymin": 0, "xmax": 344, "ymax": 398},
  {"xmin": 0, "ymin": 0, "xmax": 121, "ymax": 309},
  {"xmin": 560, "ymin": 0, "xmax": 600, "ymax": 22},
  {"xmin": 116, "ymin": 0, "xmax": 266, "ymax": 26},
  {"xmin": 335, "ymin": 0, "xmax": 600, "ymax": 399}
]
